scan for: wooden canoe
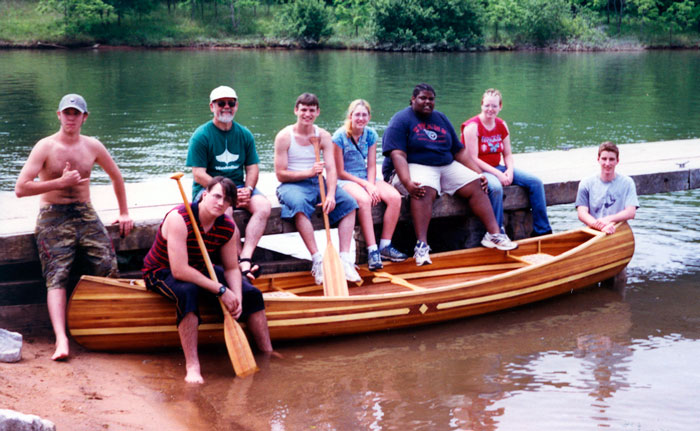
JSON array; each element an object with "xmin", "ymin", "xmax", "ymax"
[{"xmin": 67, "ymin": 222, "xmax": 634, "ymax": 351}]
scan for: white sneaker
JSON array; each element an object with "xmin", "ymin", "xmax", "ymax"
[
  {"xmin": 481, "ymin": 232, "xmax": 518, "ymax": 251},
  {"xmin": 413, "ymin": 241, "xmax": 432, "ymax": 266},
  {"xmin": 341, "ymin": 258, "xmax": 362, "ymax": 283},
  {"xmin": 311, "ymin": 259, "xmax": 323, "ymax": 285}
]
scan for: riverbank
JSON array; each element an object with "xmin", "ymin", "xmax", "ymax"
[
  {"xmin": 2, "ymin": 0, "xmax": 698, "ymax": 52},
  {"xmin": 1, "ymin": 327, "xmax": 189, "ymax": 430}
]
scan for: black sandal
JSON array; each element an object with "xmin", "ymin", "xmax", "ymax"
[{"xmin": 239, "ymin": 257, "xmax": 261, "ymax": 280}]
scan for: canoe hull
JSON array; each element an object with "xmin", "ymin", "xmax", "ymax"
[{"xmin": 68, "ymin": 223, "xmax": 634, "ymax": 351}]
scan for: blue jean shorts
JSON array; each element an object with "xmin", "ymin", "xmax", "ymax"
[{"xmin": 276, "ymin": 177, "xmax": 358, "ymax": 225}]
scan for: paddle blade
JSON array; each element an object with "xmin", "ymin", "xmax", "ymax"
[
  {"xmin": 220, "ymin": 302, "xmax": 258, "ymax": 378},
  {"xmin": 322, "ymin": 241, "xmax": 349, "ymax": 297}
]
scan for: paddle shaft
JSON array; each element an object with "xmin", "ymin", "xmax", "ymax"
[
  {"xmin": 310, "ymin": 137, "xmax": 349, "ymax": 297},
  {"xmin": 171, "ymin": 173, "xmax": 257, "ymax": 377},
  {"xmin": 311, "ymin": 138, "xmax": 333, "ymax": 241}
]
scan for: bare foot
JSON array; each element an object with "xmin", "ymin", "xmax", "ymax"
[
  {"xmin": 184, "ymin": 365, "xmax": 204, "ymax": 384},
  {"xmin": 262, "ymin": 350, "xmax": 284, "ymax": 359},
  {"xmin": 52, "ymin": 337, "xmax": 70, "ymax": 361}
]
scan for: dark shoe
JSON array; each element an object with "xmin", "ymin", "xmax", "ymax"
[
  {"xmin": 380, "ymin": 245, "xmax": 408, "ymax": 262},
  {"xmin": 239, "ymin": 257, "xmax": 261, "ymax": 280},
  {"xmin": 367, "ymin": 249, "xmax": 384, "ymax": 271}
]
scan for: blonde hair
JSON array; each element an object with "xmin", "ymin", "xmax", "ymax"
[
  {"xmin": 344, "ymin": 99, "xmax": 371, "ymax": 138},
  {"xmin": 481, "ymin": 88, "xmax": 502, "ymax": 107}
]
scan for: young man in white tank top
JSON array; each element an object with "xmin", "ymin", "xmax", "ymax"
[{"xmin": 273, "ymin": 93, "xmax": 360, "ymax": 285}]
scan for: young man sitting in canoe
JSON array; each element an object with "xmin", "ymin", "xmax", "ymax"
[
  {"xmin": 142, "ymin": 176, "xmax": 274, "ymax": 383},
  {"xmin": 15, "ymin": 94, "xmax": 134, "ymax": 361},
  {"xmin": 576, "ymin": 141, "xmax": 639, "ymax": 235},
  {"xmin": 186, "ymin": 85, "xmax": 271, "ymax": 281},
  {"xmin": 273, "ymin": 93, "xmax": 360, "ymax": 285}
]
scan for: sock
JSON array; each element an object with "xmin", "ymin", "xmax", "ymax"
[
  {"xmin": 367, "ymin": 244, "xmax": 378, "ymax": 253},
  {"xmin": 379, "ymin": 239, "xmax": 391, "ymax": 250}
]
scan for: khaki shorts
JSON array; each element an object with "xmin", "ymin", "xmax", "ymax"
[
  {"xmin": 391, "ymin": 161, "xmax": 480, "ymax": 196},
  {"xmin": 35, "ymin": 202, "xmax": 117, "ymax": 291}
]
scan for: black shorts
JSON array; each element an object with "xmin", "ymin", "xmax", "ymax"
[{"xmin": 144, "ymin": 265, "xmax": 264, "ymax": 325}]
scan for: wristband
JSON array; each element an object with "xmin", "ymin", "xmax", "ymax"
[
  {"xmin": 216, "ymin": 285, "xmax": 227, "ymax": 297},
  {"xmin": 245, "ymin": 185, "xmax": 254, "ymax": 193}
]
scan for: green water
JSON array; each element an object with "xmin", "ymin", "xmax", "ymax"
[
  {"xmin": 1, "ymin": 49, "xmax": 699, "ymax": 190},
  {"xmin": 1, "ymin": 49, "xmax": 699, "ymax": 430}
]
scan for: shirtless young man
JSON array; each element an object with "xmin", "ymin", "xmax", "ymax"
[
  {"xmin": 273, "ymin": 93, "xmax": 360, "ymax": 284},
  {"xmin": 15, "ymin": 94, "xmax": 134, "ymax": 360}
]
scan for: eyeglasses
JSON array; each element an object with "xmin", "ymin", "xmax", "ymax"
[{"xmin": 216, "ymin": 100, "xmax": 237, "ymax": 108}]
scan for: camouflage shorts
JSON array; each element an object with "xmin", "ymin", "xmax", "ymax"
[{"xmin": 35, "ymin": 202, "xmax": 118, "ymax": 291}]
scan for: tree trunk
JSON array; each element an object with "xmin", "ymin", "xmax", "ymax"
[{"xmin": 230, "ymin": 2, "xmax": 238, "ymax": 30}]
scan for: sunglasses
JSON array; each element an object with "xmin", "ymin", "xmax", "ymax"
[{"xmin": 216, "ymin": 100, "xmax": 237, "ymax": 108}]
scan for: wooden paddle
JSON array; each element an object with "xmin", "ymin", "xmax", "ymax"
[
  {"xmin": 171, "ymin": 172, "xmax": 258, "ymax": 378},
  {"xmin": 310, "ymin": 136, "xmax": 349, "ymax": 297}
]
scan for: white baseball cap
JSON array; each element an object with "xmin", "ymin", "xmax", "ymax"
[
  {"xmin": 209, "ymin": 86, "xmax": 238, "ymax": 102},
  {"xmin": 58, "ymin": 94, "xmax": 88, "ymax": 113}
]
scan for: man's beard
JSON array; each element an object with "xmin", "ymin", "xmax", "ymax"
[{"xmin": 217, "ymin": 113, "xmax": 234, "ymax": 123}]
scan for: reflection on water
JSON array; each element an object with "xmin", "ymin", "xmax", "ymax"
[
  {"xmin": 1, "ymin": 50, "xmax": 699, "ymax": 190},
  {"xmin": 2, "ymin": 49, "xmax": 698, "ymax": 429},
  {"xmin": 127, "ymin": 189, "xmax": 698, "ymax": 430}
]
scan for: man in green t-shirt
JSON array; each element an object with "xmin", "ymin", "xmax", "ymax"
[{"xmin": 186, "ymin": 86, "xmax": 271, "ymax": 280}]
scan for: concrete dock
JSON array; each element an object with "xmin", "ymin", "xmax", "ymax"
[{"xmin": 1, "ymin": 139, "xmax": 698, "ymax": 327}]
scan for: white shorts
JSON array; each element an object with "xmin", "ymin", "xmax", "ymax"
[{"xmin": 391, "ymin": 161, "xmax": 480, "ymax": 196}]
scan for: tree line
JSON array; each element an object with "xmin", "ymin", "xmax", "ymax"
[{"xmin": 20, "ymin": 0, "xmax": 700, "ymax": 48}]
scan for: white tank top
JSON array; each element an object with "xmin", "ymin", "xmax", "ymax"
[{"xmin": 287, "ymin": 125, "xmax": 319, "ymax": 172}]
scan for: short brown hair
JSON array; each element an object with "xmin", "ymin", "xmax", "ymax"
[
  {"xmin": 295, "ymin": 93, "xmax": 319, "ymax": 109},
  {"xmin": 206, "ymin": 176, "xmax": 237, "ymax": 207},
  {"xmin": 598, "ymin": 141, "xmax": 619, "ymax": 158}
]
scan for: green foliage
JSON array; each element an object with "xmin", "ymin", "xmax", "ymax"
[
  {"xmin": 518, "ymin": 0, "xmax": 572, "ymax": 45},
  {"xmin": 276, "ymin": 0, "xmax": 334, "ymax": 44},
  {"xmin": 38, "ymin": 0, "xmax": 114, "ymax": 35},
  {"xmin": 1, "ymin": 0, "xmax": 698, "ymax": 48},
  {"xmin": 370, "ymin": 0, "xmax": 484, "ymax": 48},
  {"xmin": 334, "ymin": 0, "xmax": 370, "ymax": 37},
  {"xmin": 661, "ymin": 0, "xmax": 696, "ymax": 43}
]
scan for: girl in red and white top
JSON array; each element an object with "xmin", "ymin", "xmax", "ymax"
[{"xmin": 461, "ymin": 89, "xmax": 552, "ymax": 237}]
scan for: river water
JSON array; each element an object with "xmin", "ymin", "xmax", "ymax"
[{"xmin": 1, "ymin": 49, "xmax": 699, "ymax": 430}]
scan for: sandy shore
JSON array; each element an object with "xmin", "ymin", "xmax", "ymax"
[{"xmin": 1, "ymin": 327, "xmax": 193, "ymax": 430}]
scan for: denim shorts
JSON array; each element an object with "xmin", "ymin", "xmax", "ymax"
[{"xmin": 276, "ymin": 177, "xmax": 358, "ymax": 225}]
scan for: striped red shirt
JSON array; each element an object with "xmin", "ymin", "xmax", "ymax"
[{"xmin": 142, "ymin": 202, "xmax": 235, "ymax": 275}]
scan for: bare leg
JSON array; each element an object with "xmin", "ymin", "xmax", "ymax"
[
  {"xmin": 47, "ymin": 289, "xmax": 69, "ymax": 361},
  {"xmin": 337, "ymin": 210, "xmax": 357, "ymax": 253},
  {"xmin": 178, "ymin": 312, "xmax": 203, "ymax": 384},
  {"xmin": 239, "ymin": 195, "xmax": 271, "ymax": 262},
  {"xmin": 455, "ymin": 180, "xmax": 501, "ymax": 234},
  {"xmin": 294, "ymin": 213, "xmax": 319, "ymax": 256},
  {"xmin": 246, "ymin": 310, "xmax": 274, "ymax": 353},
  {"xmin": 410, "ymin": 187, "xmax": 437, "ymax": 243},
  {"xmin": 342, "ymin": 183, "xmax": 376, "ymax": 246},
  {"xmin": 377, "ymin": 181, "xmax": 402, "ymax": 241}
]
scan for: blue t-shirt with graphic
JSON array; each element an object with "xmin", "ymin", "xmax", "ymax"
[
  {"xmin": 381, "ymin": 107, "xmax": 463, "ymax": 181},
  {"xmin": 186, "ymin": 121, "xmax": 259, "ymax": 197},
  {"xmin": 331, "ymin": 126, "xmax": 378, "ymax": 180}
]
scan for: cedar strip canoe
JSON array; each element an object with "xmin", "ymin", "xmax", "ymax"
[{"xmin": 67, "ymin": 222, "xmax": 634, "ymax": 351}]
